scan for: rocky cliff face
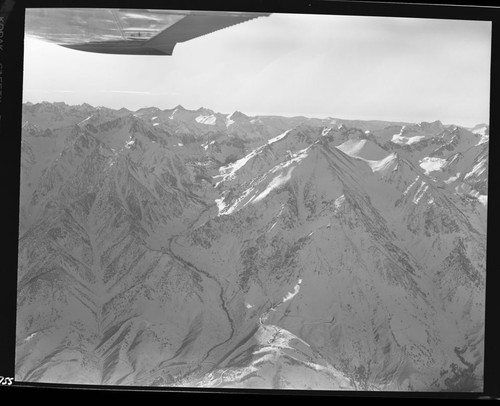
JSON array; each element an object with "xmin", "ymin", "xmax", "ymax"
[{"xmin": 16, "ymin": 102, "xmax": 487, "ymax": 391}]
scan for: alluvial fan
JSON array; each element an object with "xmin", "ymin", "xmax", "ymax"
[{"xmin": 16, "ymin": 102, "xmax": 487, "ymax": 391}]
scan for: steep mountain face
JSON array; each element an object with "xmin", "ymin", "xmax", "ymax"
[{"xmin": 16, "ymin": 102, "xmax": 487, "ymax": 391}]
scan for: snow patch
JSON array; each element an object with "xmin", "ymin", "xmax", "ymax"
[
  {"xmin": 78, "ymin": 115, "xmax": 92, "ymax": 125},
  {"xmin": 336, "ymin": 139, "xmax": 395, "ymax": 172},
  {"xmin": 214, "ymin": 130, "xmax": 299, "ymax": 186},
  {"xmin": 447, "ymin": 154, "xmax": 460, "ymax": 166},
  {"xmin": 403, "ymin": 176, "xmax": 420, "ymax": 196},
  {"xmin": 282, "ymin": 278, "xmax": 302, "ymax": 303},
  {"xmin": 419, "ymin": 157, "xmax": 447, "ymax": 175},
  {"xmin": 368, "ymin": 153, "xmax": 397, "ymax": 173},
  {"xmin": 281, "ymin": 147, "xmax": 310, "ymax": 168},
  {"xmin": 336, "ymin": 139, "xmax": 389, "ymax": 161},
  {"xmin": 391, "ymin": 126, "xmax": 425, "ymax": 145},
  {"xmin": 201, "ymin": 140, "xmax": 215, "ymax": 150},
  {"xmin": 178, "ymin": 143, "xmax": 183, "ymax": 147},
  {"xmin": 215, "ymin": 196, "xmax": 227, "ymax": 214},
  {"xmin": 223, "ymin": 187, "xmax": 255, "ymax": 215},
  {"xmin": 334, "ymin": 195, "xmax": 345, "ymax": 212},
  {"xmin": 24, "ymin": 332, "xmax": 37, "ymax": 342},
  {"xmin": 268, "ymin": 222, "xmax": 278, "ymax": 232},
  {"xmin": 322, "ymin": 127, "xmax": 332, "ymax": 136},
  {"xmin": 153, "ymin": 123, "xmax": 159, "ymax": 126},
  {"xmin": 444, "ymin": 172, "xmax": 461, "ymax": 184},
  {"xmin": 406, "ymin": 135, "xmax": 426, "ymax": 145},
  {"xmin": 151, "ymin": 116, "xmax": 158, "ymax": 120},
  {"xmin": 215, "ymin": 146, "xmax": 308, "ymax": 214},
  {"xmin": 268, "ymin": 129, "xmax": 291, "ymax": 145},
  {"xmin": 464, "ymin": 161, "xmax": 486, "ymax": 180},
  {"xmin": 196, "ymin": 115, "xmax": 217, "ymax": 125},
  {"xmin": 390, "ymin": 126, "xmax": 406, "ymax": 144},
  {"xmin": 476, "ymin": 133, "xmax": 489, "ymax": 146},
  {"xmin": 226, "ymin": 113, "xmax": 235, "ymax": 128},
  {"xmin": 412, "ymin": 181, "xmax": 429, "ymax": 204},
  {"xmin": 253, "ymin": 167, "xmax": 295, "ymax": 204},
  {"xmin": 215, "ymin": 149, "xmax": 258, "ymax": 184},
  {"xmin": 472, "ymin": 125, "xmax": 487, "ymax": 136}
]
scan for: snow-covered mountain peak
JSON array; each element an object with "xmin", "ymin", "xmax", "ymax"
[
  {"xmin": 336, "ymin": 139, "xmax": 398, "ymax": 174},
  {"xmin": 336, "ymin": 138, "xmax": 390, "ymax": 161},
  {"xmin": 470, "ymin": 123, "xmax": 489, "ymax": 136}
]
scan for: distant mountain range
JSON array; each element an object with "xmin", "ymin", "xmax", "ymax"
[{"xmin": 16, "ymin": 101, "xmax": 487, "ymax": 390}]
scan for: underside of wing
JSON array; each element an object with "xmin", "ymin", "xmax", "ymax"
[
  {"xmin": 144, "ymin": 13, "xmax": 267, "ymax": 55},
  {"xmin": 25, "ymin": 8, "xmax": 270, "ymax": 56}
]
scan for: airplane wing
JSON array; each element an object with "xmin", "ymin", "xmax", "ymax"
[{"xmin": 25, "ymin": 8, "xmax": 271, "ymax": 55}]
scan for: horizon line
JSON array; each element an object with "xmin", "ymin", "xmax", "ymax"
[{"xmin": 22, "ymin": 99, "xmax": 488, "ymax": 129}]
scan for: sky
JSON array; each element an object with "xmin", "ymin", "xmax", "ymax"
[{"xmin": 23, "ymin": 11, "xmax": 492, "ymax": 127}]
